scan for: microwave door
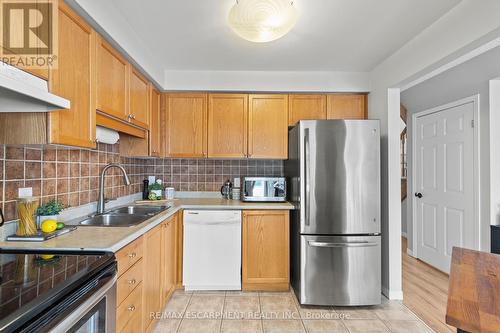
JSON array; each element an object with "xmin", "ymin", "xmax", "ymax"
[{"xmin": 272, "ymin": 181, "xmax": 285, "ymax": 198}]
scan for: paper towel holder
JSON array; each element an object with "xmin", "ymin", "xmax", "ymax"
[{"xmin": 96, "ymin": 126, "xmax": 120, "ymax": 145}]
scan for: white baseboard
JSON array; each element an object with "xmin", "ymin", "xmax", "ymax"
[
  {"xmin": 382, "ymin": 287, "xmax": 404, "ymax": 300},
  {"xmin": 407, "ymin": 248, "xmax": 417, "ymax": 258}
]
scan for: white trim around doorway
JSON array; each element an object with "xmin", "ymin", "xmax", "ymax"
[{"xmin": 410, "ymin": 94, "xmax": 481, "ymax": 259}]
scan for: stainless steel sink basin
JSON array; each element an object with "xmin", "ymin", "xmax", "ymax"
[
  {"xmin": 76, "ymin": 205, "xmax": 171, "ymax": 227},
  {"xmin": 79, "ymin": 214, "xmax": 146, "ymax": 227},
  {"xmin": 108, "ymin": 205, "xmax": 169, "ymax": 216}
]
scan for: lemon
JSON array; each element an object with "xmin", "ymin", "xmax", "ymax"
[
  {"xmin": 40, "ymin": 254, "xmax": 55, "ymax": 260},
  {"xmin": 41, "ymin": 220, "xmax": 57, "ymax": 233}
]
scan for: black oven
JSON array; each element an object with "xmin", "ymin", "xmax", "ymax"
[{"xmin": 0, "ymin": 250, "xmax": 116, "ymax": 333}]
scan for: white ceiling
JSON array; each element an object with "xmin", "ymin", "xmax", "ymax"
[{"xmin": 108, "ymin": 0, "xmax": 461, "ymax": 72}]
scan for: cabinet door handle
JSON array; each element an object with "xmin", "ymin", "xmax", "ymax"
[
  {"xmin": 128, "ymin": 252, "xmax": 136, "ymax": 258},
  {"xmin": 127, "ymin": 305, "xmax": 136, "ymax": 312},
  {"xmin": 127, "ymin": 278, "xmax": 136, "ymax": 285}
]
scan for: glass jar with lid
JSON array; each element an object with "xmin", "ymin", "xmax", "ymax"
[{"xmin": 16, "ymin": 197, "xmax": 39, "ymax": 236}]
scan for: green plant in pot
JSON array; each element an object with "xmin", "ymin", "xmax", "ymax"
[
  {"xmin": 148, "ymin": 180, "xmax": 164, "ymax": 200},
  {"xmin": 36, "ymin": 200, "xmax": 65, "ymax": 228}
]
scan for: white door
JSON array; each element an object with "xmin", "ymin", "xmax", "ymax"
[{"xmin": 414, "ymin": 101, "xmax": 476, "ymax": 273}]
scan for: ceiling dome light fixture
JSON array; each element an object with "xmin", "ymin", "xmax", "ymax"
[{"xmin": 228, "ymin": 0, "xmax": 298, "ymax": 43}]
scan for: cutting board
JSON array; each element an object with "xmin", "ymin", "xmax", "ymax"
[
  {"xmin": 135, "ymin": 199, "xmax": 177, "ymax": 204},
  {"xmin": 6, "ymin": 226, "xmax": 77, "ymax": 242}
]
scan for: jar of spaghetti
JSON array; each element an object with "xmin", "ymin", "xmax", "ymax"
[{"xmin": 16, "ymin": 197, "xmax": 39, "ymax": 236}]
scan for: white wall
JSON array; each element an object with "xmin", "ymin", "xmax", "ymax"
[
  {"xmin": 489, "ymin": 79, "xmax": 500, "ymax": 232},
  {"xmin": 163, "ymin": 70, "xmax": 370, "ymax": 92},
  {"xmin": 401, "ymin": 46, "xmax": 500, "ymax": 253},
  {"xmin": 401, "ymin": 47, "xmax": 500, "ymax": 251},
  {"xmin": 368, "ymin": 0, "xmax": 500, "ymax": 299},
  {"xmin": 67, "ymin": 0, "xmax": 165, "ymax": 86}
]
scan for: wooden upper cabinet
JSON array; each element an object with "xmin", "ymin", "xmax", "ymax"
[
  {"xmin": 129, "ymin": 67, "xmax": 150, "ymax": 128},
  {"xmin": 96, "ymin": 36, "xmax": 128, "ymax": 121},
  {"xmin": 242, "ymin": 210, "xmax": 290, "ymax": 291},
  {"xmin": 163, "ymin": 93, "xmax": 207, "ymax": 158},
  {"xmin": 248, "ymin": 94, "xmax": 288, "ymax": 159},
  {"xmin": 208, "ymin": 94, "xmax": 248, "ymax": 158},
  {"xmin": 48, "ymin": 3, "xmax": 96, "ymax": 149},
  {"xmin": 288, "ymin": 94, "xmax": 327, "ymax": 126},
  {"xmin": 149, "ymin": 88, "xmax": 161, "ymax": 157},
  {"xmin": 327, "ymin": 94, "xmax": 367, "ymax": 119}
]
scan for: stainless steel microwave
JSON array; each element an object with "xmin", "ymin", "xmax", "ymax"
[{"xmin": 242, "ymin": 177, "xmax": 286, "ymax": 202}]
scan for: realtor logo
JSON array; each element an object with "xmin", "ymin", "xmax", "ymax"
[{"xmin": 0, "ymin": 0, "xmax": 58, "ymax": 68}]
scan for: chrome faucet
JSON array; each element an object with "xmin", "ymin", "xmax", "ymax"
[{"xmin": 97, "ymin": 163, "xmax": 130, "ymax": 214}]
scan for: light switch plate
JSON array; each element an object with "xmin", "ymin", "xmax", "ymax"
[{"xmin": 18, "ymin": 187, "xmax": 33, "ymax": 197}]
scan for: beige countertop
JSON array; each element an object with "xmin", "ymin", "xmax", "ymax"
[{"xmin": 0, "ymin": 198, "xmax": 294, "ymax": 253}]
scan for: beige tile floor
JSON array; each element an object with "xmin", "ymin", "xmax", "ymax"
[{"xmin": 152, "ymin": 290, "xmax": 434, "ymax": 333}]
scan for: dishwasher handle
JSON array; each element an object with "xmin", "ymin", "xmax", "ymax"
[{"xmin": 184, "ymin": 220, "xmax": 241, "ymax": 226}]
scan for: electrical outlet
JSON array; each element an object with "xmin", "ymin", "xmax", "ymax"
[{"xmin": 18, "ymin": 187, "xmax": 33, "ymax": 197}]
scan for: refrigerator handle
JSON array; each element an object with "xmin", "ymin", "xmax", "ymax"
[
  {"xmin": 304, "ymin": 128, "xmax": 310, "ymax": 226},
  {"xmin": 308, "ymin": 241, "xmax": 379, "ymax": 248}
]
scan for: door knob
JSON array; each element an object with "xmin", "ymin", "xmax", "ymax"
[{"xmin": 415, "ymin": 192, "xmax": 423, "ymax": 198}]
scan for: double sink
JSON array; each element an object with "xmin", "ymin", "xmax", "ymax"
[{"xmin": 75, "ymin": 205, "xmax": 171, "ymax": 227}]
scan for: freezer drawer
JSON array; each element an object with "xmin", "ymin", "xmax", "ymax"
[{"xmin": 295, "ymin": 235, "xmax": 381, "ymax": 306}]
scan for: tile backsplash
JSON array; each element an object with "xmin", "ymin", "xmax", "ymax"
[{"xmin": 0, "ymin": 144, "xmax": 283, "ymax": 223}]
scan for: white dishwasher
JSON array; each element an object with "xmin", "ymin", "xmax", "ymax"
[{"xmin": 183, "ymin": 210, "xmax": 242, "ymax": 290}]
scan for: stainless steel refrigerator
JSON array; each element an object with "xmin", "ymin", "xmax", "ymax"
[{"xmin": 285, "ymin": 120, "xmax": 381, "ymax": 306}]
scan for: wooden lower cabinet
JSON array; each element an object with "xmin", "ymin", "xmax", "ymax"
[
  {"xmin": 116, "ymin": 237, "xmax": 144, "ymax": 277},
  {"xmin": 242, "ymin": 210, "xmax": 290, "ymax": 291},
  {"xmin": 143, "ymin": 225, "xmax": 163, "ymax": 332},
  {"xmin": 115, "ymin": 213, "xmax": 179, "ymax": 333},
  {"xmin": 117, "ymin": 282, "xmax": 143, "ymax": 333},
  {"xmin": 116, "ymin": 237, "xmax": 144, "ymax": 333},
  {"xmin": 161, "ymin": 214, "xmax": 177, "ymax": 305},
  {"xmin": 117, "ymin": 258, "xmax": 144, "ymax": 306},
  {"xmin": 175, "ymin": 211, "xmax": 184, "ymax": 287}
]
